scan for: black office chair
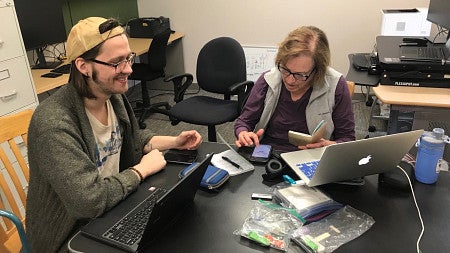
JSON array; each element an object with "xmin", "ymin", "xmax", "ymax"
[
  {"xmin": 129, "ymin": 28, "xmax": 172, "ymax": 129},
  {"xmin": 165, "ymin": 37, "xmax": 254, "ymax": 141}
]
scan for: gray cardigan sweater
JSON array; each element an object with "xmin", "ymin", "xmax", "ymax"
[{"xmin": 26, "ymin": 83, "xmax": 154, "ymax": 253}]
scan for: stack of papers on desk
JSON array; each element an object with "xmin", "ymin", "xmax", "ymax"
[
  {"xmin": 274, "ymin": 184, "xmax": 342, "ymax": 219},
  {"xmin": 211, "ymin": 149, "xmax": 254, "ymax": 176}
]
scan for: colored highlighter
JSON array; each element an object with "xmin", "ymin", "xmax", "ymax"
[
  {"xmin": 248, "ymin": 231, "xmax": 270, "ymax": 246},
  {"xmin": 283, "ymin": 174, "xmax": 296, "ymax": 185}
]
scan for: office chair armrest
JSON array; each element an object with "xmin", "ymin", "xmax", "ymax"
[
  {"xmin": 164, "ymin": 73, "xmax": 194, "ymax": 103},
  {"xmin": 229, "ymin": 80, "xmax": 254, "ymax": 112},
  {"xmin": 229, "ymin": 80, "xmax": 254, "ymax": 94}
]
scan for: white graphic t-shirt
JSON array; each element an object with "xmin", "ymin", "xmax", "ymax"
[{"xmin": 86, "ymin": 100, "xmax": 123, "ymax": 178}]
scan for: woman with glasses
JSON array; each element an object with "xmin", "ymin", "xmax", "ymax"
[{"xmin": 235, "ymin": 26, "xmax": 355, "ymax": 152}]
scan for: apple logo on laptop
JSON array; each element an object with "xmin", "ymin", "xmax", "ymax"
[{"xmin": 358, "ymin": 155, "xmax": 372, "ymax": 165}]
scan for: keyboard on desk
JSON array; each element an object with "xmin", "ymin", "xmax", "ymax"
[
  {"xmin": 295, "ymin": 160, "xmax": 319, "ymax": 180},
  {"xmin": 99, "ymin": 187, "xmax": 167, "ymax": 250},
  {"xmin": 352, "ymin": 53, "xmax": 378, "ymax": 70},
  {"xmin": 51, "ymin": 63, "xmax": 71, "ymax": 74},
  {"xmin": 417, "ymin": 47, "xmax": 444, "ymax": 59}
]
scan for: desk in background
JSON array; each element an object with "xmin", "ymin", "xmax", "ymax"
[
  {"xmin": 373, "ymin": 84, "xmax": 450, "ymax": 159},
  {"xmin": 32, "ymin": 32, "xmax": 184, "ymax": 95},
  {"xmin": 347, "ymin": 53, "xmax": 450, "ymax": 157},
  {"xmin": 68, "ymin": 142, "xmax": 450, "ymax": 253}
]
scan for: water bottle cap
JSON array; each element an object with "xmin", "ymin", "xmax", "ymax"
[{"xmin": 432, "ymin": 128, "xmax": 445, "ymax": 140}]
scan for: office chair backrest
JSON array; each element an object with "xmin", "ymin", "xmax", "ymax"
[
  {"xmin": 0, "ymin": 109, "xmax": 33, "ymax": 253},
  {"xmin": 147, "ymin": 28, "xmax": 171, "ymax": 71},
  {"xmin": 196, "ymin": 37, "xmax": 247, "ymax": 95}
]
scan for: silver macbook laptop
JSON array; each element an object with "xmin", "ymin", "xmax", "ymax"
[
  {"xmin": 281, "ymin": 130, "xmax": 423, "ymax": 187},
  {"xmin": 80, "ymin": 153, "xmax": 213, "ymax": 252}
]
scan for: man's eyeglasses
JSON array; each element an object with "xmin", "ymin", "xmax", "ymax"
[
  {"xmin": 89, "ymin": 52, "xmax": 136, "ymax": 73},
  {"xmin": 278, "ymin": 64, "xmax": 315, "ymax": 81}
]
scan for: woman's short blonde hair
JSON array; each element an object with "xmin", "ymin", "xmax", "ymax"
[{"xmin": 275, "ymin": 26, "xmax": 330, "ymax": 86}]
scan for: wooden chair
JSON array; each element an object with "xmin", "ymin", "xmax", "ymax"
[
  {"xmin": 0, "ymin": 109, "xmax": 33, "ymax": 253},
  {"xmin": 347, "ymin": 81, "xmax": 355, "ymax": 98}
]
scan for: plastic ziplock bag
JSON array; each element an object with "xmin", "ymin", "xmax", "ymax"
[
  {"xmin": 272, "ymin": 182, "xmax": 343, "ymax": 221},
  {"xmin": 234, "ymin": 199, "xmax": 305, "ymax": 251},
  {"xmin": 292, "ymin": 205, "xmax": 375, "ymax": 253}
]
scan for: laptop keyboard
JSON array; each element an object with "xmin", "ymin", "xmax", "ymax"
[
  {"xmin": 102, "ymin": 187, "xmax": 167, "ymax": 247},
  {"xmin": 417, "ymin": 47, "xmax": 443, "ymax": 59},
  {"xmin": 295, "ymin": 160, "xmax": 319, "ymax": 180}
]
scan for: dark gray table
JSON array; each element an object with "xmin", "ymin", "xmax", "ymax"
[{"xmin": 69, "ymin": 142, "xmax": 450, "ymax": 253}]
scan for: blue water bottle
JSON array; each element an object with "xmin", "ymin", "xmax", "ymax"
[{"xmin": 414, "ymin": 128, "xmax": 449, "ymax": 184}]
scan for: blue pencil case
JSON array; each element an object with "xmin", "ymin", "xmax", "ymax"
[{"xmin": 179, "ymin": 162, "xmax": 230, "ymax": 190}]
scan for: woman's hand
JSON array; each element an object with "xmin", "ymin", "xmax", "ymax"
[
  {"xmin": 174, "ymin": 130, "xmax": 202, "ymax": 150},
  {"xmin": 298, "ymin": 138, "xmax": 336, "ymax": 150},
  {"xmin": 235, "ymin": 129, "xmax": 264, "ymax": 147}
]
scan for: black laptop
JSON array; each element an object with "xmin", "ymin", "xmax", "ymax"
[
  {"xmin": 80, "ymin": 153, "xmax": 213, "ymax": 252},
  {"xmin": 377, "ymin": 36, "xmax": 450, "ymax": 71}
]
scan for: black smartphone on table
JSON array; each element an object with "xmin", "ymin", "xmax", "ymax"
[
  {"xmin": 41, "ymin": 72, "xmax": 63, "ymax": 78},
  {"xmin": 164, "ymin": 149, "xmax": 198, "ymax": 164}
]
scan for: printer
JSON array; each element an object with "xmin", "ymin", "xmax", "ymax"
[{"xmin": 376, "ymin": 36, "xmax": 450, "ymax": 88}]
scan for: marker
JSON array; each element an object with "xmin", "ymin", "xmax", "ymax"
[
  {"xmin": 248, "ymin": 231, "xmax": 270, "ymax": 246},
  {"xmin": 295, "ymin": 180, "xmax": 306, "ymax": 185},
  {"xmin": 283, "ymin": 175, "xmax": 296, "ymax": 185},
  {"xmin": 222, "ymin": 156, "xmax": 242, "ymax": 170},
  {"xmin": 301, "ymin": 235, "xmax": 319, "ymax": 251}
]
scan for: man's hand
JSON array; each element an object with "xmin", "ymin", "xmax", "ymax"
[
  {"xmin": 134, "ymin": 149, "xmax": 167, "ymax": 178},
  {"xmin": 174, "ymin": 130, "xmax": 202, "ymax": 150}
]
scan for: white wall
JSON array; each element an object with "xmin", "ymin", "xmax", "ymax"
[{"xmin": 137, "ymin": 0, "xmax": 430, "ymax": 81}]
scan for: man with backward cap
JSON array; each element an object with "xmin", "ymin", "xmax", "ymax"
[{"xmin": 26, "ymin": 17, "xmax": 202, "ymax": 253}]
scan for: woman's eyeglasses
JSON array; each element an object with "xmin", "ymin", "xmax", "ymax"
[
  {"xmin": 89, "ymin": 52, "xmax": 136, "ymax": 73},
  {"xmin": 278, "ymin": 64, "xmax": 315, "ymax": 81}
]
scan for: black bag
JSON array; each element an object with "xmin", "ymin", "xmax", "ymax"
[{"xmin": 127, "ymin": 16, "xmax": 171, "ymax": 38}]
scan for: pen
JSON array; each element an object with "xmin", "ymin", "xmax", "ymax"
[
  {"xmin": 222, "ymin": 156, "xmax": 242, "ymax": 169},
  {"xmin": 312, "ymin": 119, "xmax": 325, "ymax": 134}
]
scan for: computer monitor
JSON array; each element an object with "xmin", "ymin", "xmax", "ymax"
[
  {"xmin": 14, "ymin": 0, "xmax": 67, "ymax": 69},
  {"xmin": 427, "ymin": 0, "xmax": 450, "ymax": 33}
]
